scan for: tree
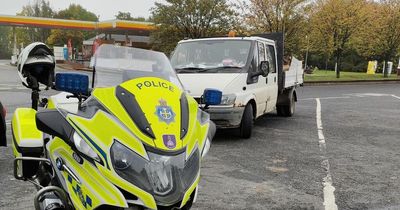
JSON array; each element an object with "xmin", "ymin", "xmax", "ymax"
[
  {"xmin": 116, "ymin": 11, "xmax": 134, "ymax": 20},
  {"xmin": 47, "ymin": 4, "xmax": 98, "ymax": 48},
  {"xmin": 375, "ymin": 0, "xmax": 400, "ymax": 77},
  {"xmin": 245, "ymin": 0, "xmax": 311, "ymax": 57},
  {"xmin": 14, "ymin": 0, "xmax": 54, "ymax": 44},
  {"xmin": 353, "ymin": 0, "xmax": 400, "ymax": 77},
  {"xmin": 115, "ymin": 11, "xmax": 147, "ymax": 21},
  {"xmin": 55, "ymin": 4, "xmax": 98, "ymax": 21},
  {"xmin": 0, "ymin": 27, "xmax": 11, "ymax": 59},
  {"xmin": 150, "ymin": 0, "xmax": 237, "ymax": 53},
  {"xmin": 310, "ymin": 0, "xmax": 368, "ymax": 78}
]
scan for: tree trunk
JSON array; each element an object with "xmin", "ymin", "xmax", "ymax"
[
  {"xmin": 383, "ymin": 60, "xmax": 388, "ymax": 78},
  {"xmin": 335, "ymin": 54, "xmax": 340, "ymax": 78},
  {"xmin": 325, "ymin": 56, "xmax": 329, "ymax": 70}
]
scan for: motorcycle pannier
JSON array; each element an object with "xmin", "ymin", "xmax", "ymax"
[{"xmin": 12, "ymin": 108, "xmax": 43, "ymax": 178}]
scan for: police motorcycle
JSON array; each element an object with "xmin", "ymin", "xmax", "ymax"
[{"xmin": 12, "ymin": 43, "xmax": 222, "ymax": 210}]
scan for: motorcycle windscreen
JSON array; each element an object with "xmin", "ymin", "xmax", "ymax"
[{"xmin": 92, "ymin": 44, "xmax": 183, "ymax": 89}]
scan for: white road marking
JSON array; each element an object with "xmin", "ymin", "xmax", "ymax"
[
  {"xmin": 391, "ymin": 95, "xmax": 400, "ymax": 100},
  {"xmin": 302, "ymin": 92, "xmax": 400, "ymax": 101},
  {"xmin": 300, "ymin": 96, "xmax": 351, "ymax": 101},
  {"xmin": 345, "ymin": 93, "xmax": 393, "ymax": 98},
  {"xmin": 6, "ymin": 120, "xmax": 11, "ymax": 125},
  {"xmin": 0, "ymin": 87, "xmax": 27, "ymax": 90},
  {"xmin": 316, "ymin": 98, "xmax": 338, "ymax": 210}
]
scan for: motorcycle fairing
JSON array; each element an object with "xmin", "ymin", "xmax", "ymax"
[
  {"xmin": 90, "ymin": 77, "xmax": 209, "ymax": 155},
  {"xmin": 45, "ymin": 78, "xmax": 210, "ymax": 209},
  {"xmin": 47, "ymin": 137, "xmax": 129, "ymax": 209}
]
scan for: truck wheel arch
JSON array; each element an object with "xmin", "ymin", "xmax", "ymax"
[
  {"xmin": 239, "ymin": 94, "xmax": 257, "ymax": 119},
  {"xmin": 247, "ymin": 99, "xmax": 257, "ymax": 118},
  {"xmin": 238, "ymin": 95, "xmax": 257, "ymax": 119}
]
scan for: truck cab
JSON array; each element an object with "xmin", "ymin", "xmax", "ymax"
[{"xmin": 171, "ymin": 35, "xmax": 302, "ymax": 138}]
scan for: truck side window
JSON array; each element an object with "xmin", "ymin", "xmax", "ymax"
[
  {"xmin": 258, "ymin": 42, "xmax": 266, "ymax": 63},
  {"xmin": 247, "ymin": 42, "xmax": 260, "ymax": 84},
  {"xmin": 266, "ymin": 45, "xmax": 276, "ymax": 73}
]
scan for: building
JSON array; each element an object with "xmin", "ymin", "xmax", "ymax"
[{"xmin": 82, "ymin": 33, "xmax": 151, "ymax": 59}]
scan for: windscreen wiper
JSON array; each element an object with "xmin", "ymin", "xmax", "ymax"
[
  {"xmin": 209, "ymin": 66, "xmax": 242, "ymax": 69},
  {"xmin": 175, "ymin": 67, "xmax": 202, "ymax": 73},
  {"xmin": 205, "ymin": 66, "xmax": 243, "ymax": 72},
  {"xmin": 176, "ymin": 66, "xmax": 241, "ymax": 73},
  {"xmin": 175, "ymin": 67, "xmax": 208, "ymax": 73}
]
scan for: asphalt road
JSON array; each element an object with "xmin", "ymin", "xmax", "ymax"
[{"xmin": 0, "ymin": 60, "xmax": 399, "ymax": 210}]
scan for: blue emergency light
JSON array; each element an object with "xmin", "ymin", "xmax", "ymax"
[
  {"xmin": 55, "ymin": 73, "xmax": 89, "ymax": 95},
  {"xmin": 203, "ymin": 88, "xmax": 222, "ymax": 106}
]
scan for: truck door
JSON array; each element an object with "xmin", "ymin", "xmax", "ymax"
[
  {"xmin": 265, "ymin": 44, "xmax": 278, "ymax": 112},
  {"xmin": 252, "ymin": 41, "xmax": 269, "ymax": 117}
]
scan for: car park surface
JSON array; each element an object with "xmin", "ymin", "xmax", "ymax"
[{"xmin": 0, "ymin": 60, "xmax": 399, "ymax": 209}]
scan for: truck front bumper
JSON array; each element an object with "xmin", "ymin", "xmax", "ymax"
[{"xmin": 206, "ymin": 106, "xmax": 245, "ymax": 129}]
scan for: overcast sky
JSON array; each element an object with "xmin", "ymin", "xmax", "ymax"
[{"xmin": 0, "ymin": 0, "xmax": 166, "ymax": 20}]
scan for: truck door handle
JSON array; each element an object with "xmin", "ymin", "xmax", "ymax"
[{"xmin": 274, "ymin": 77, "xmax": 276, "ymax": 82}]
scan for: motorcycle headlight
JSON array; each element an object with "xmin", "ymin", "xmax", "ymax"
[
  {"xmin": 110, "ymin": 140, "xmax": 200, "ymax": 205},
  {"xmin": 110, "ymin": 141, "xmax": 153, "ymax": 192},
  {"xmin": 73, "ymin": 132, "xmax": 100, "ymax": 162},
  {"xmin": 220, "ymin": 94, "xmax": 236, "ymax": 105}
]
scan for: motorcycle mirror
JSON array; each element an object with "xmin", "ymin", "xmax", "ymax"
[{"xmin": 55, "ymin": 73, "xmax": 89, "ymax": 96}]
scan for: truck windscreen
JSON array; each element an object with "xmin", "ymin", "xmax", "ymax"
[{"xmin": 171, "ymin": 40, "xmax": 251, "ymax": 73}]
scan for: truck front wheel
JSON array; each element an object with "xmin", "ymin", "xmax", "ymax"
[{"xmin": 239, "ymin": 104, "xmax": 253, "ymax": 139}]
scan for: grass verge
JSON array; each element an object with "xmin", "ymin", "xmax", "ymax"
[{"xmin": 304, "ymin": 70, "xmax": 400, "ymax": 82}]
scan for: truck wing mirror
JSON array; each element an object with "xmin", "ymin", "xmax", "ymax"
[
  {"xmin": 259, "ymin": 61, "xmax": 270, "ymax": 77},
  {"xmin": 250, "ymin": 61, "xmax": 269, "ymax": 78}
]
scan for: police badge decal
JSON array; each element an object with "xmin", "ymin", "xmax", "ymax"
[
  {"xmin": 162, "ymin": 134, "xmax": 176, "ymax": 149},
  {"xmin": 155, "ymin": 99, "xmax": 176, "ymax": 124}
]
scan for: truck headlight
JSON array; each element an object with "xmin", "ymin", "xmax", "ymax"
[{"xmin": 220, "ymin": 94, "xmax": 236, "ymax": 105}]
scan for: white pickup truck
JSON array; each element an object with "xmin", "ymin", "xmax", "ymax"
[{"xmin": 170, "ymin": 33, "xmax": 303, "ymax": 138}]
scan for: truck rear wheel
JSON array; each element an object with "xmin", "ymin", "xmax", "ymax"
[
  {"xmin": 277, "ymin": 94, "xmax": 295, "ymax": 117},
  {"xmin": 239, "ymin": 104, "xmax": 253, "ymax": 139},
  {"xmin": 276, "ymin": 105, "xmax": 285, "ymax": 116}
]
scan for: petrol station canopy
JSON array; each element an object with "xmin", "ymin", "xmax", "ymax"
[{"xmin": 0, "ymin": 14, "xmax": 154, "ymax": 35}]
